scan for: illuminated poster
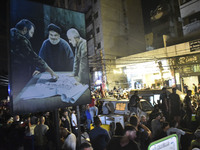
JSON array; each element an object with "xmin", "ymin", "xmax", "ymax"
[{"xmin": 10, "ymin": 0, "xmax": 90, "ymax": 114}]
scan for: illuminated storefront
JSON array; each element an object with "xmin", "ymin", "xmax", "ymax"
[
  {"xmin": 168, "ymin": 54, "xmax": 200, "ymax": 92},
  {"xmin": 124, "ymin": 59, "xmax": 173, "ymax": 90}
]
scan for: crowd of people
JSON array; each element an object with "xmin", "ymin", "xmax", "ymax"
[{"xmin": 0, "ymin": 86, "xmax": 200, "ymax": 150}]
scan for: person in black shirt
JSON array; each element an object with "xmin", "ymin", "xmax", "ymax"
[
  {"xmin": 129, "ymin": 91, "xmax": 140, "ymax": 115},
  {"xmin": 159, "ymin": 87, "xmax": 169, "ymax": 120},
  {"xmin": 169, "ymin": 88, "xmax": 181, "ymax": 125},
  {"xmin": 183, "ymin": 90, "xmax": 193, "ymax": 129},
  {"xmin": 107, "ymin": 124, "xmax": 139, "ymax": 150}
]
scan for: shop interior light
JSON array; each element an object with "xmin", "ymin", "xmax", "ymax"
[
  {"xmin": 95, "ymin": 80, "xmax": 102, "ymax": 85},
  {"xmin": 113, "ymin": 68, "xmax": 122, "ymax": 74}
]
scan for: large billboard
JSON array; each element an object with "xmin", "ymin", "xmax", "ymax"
[{"xmin": 10, "ymin": 0, "xmax": 90, "ymax": 114}]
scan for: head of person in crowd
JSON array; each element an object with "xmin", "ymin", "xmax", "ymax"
[
  {"xmin": 93, "ymin": 116, "xmax": 102, "ymax": 127},
  {"xmin": 169, "ymin": 120, "xmax": 178, "ymax": 128},
  {"xmin": 161, "ymin": 87, "xmax": 167, "ymax": 93},
  {"xmin": 47, "ymin": 23, "xmax": 61, "ymax": 45},
  {"xmin": 140, "ymin": 115, "xmax": 147, "ymax": 125},
  {"xmin": 86, "ymin": 104, "xmax": 90, "ymax": 110},
  {"xmin": 153, "ymin": 104, "xmax": 160, "ymax": 112},
  {"xmin": 187, "ymin": 90, "xmax": 192, "ymax": 96},
  {"xmin": 115, "ymin": 122, "xmax": 124, "ymax": 136},
  {"xmin": 80, "ymin": 142, "xmax": 93, "ymax": 150},
  {"xmin": 192, "ymin": 148, "xmax": 200, "ymax": 150},
  {"xmin": 66, "ymin": 28, "xmax": 80, "ymax": 47},
  {"xmin": 13, "ymin": 115, "xmax": 20, "ymax": 122},
  {"xmin": 130, "ymin": 115, "xmax": 139, "ymax": 128},
  {"xmin": 44, "ymin": 111, "xmax": 50, "ymax": 117},
  {"xmin": 60, "ymin": 126, "xmax": 70, "ymax": 139},
  {"xmin": 15, "ymin": 19, "xmax": 35, "ymax": 39},
  {"xmin": 39, "ymin": 116, "xmax": 45, "ymax": 125},
  {"xmin": 191, "ymin": 131, "xmax": 200, "ymax": 150},
  {"xmin": 161, "ymin": 121, "xmax": 170, "ymax": 132},
  {"xmin": 194, "ymin": 129, "xmax": 200, "ymax": 140},
  {"xmin": 134, "ymin": 91, "xmax": 138, "ymax": 96},
  {"xmin": 172, "ymin": 87, "xmax": 177, "ymax": 94},
  {"xmin": 62, "ymin": 109, "xmax": 69, "ymax": 117},
  {"xmin": 31, "ymin": 116, "xmax": 38, "ymax": 125},
  {"xmin": 154, "ymin": 112, "xmax": 162, "ymax": 120},
  {"xmin": 72, "ymin": 109, "xmax": 76, "ymax": 114},
  {"xmin": 123, "ymin": 124, "xmax": 137, "ymax": 141}
]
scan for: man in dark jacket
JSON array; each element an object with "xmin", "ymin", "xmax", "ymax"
[
  {"xmin": 35, "ymin": 23, "xmax": 74, "ymax": 73},
  {"xmin": 10, "ymin": 19, "xmax": 58, "ymax": 97}
]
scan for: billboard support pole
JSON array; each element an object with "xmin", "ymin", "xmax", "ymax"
[
  {"xmin": 77, "ymin": 105, "xmax": 81, "ymax": 148},
  {"xmin": 53, "ymin": 108, "xmax": 61, "ymax": 150}
]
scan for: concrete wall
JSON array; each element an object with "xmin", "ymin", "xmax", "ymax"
[
  {"xmin": 100, "ymin": 0, "xmax": 146, "ymax": 89},
  {"xmin": 100, "ymin": 0, "xmax": 146, "ymax": 58}
]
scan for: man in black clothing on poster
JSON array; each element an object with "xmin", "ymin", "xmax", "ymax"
[{"xmin": 10, "ymin": 19, "xmax": 58, "ymax": 97}]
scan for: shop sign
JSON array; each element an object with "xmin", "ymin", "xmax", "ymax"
[
  {"xmin": 194, "ymin": 64, "xmax": 200, "ymax": 72},
  {"xmin": 183, "ymin": 66, "xmax": 191, "ymax": 73},
  {"xmin": 169, "ymin": 55, "xmax": 199, "ymax": 66},
  {"xmin": 190, "ymin": 39, "xmax": 200, "ymax": 52}
]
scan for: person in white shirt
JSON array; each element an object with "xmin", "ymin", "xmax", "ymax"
[
  {"xmin": 60, "ymin": 127, "xmax": 76, "ymax": 150},
  {"xmin": 71, "ymin": 109, "xmax": 78, "ymax": 137},
  {"xmin": 167, "ymin": 120, "xmax": 185, "ymax": 148}
]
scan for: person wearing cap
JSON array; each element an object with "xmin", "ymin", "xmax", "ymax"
[
  {"xmin": 33, "ymin": 23, "xmax": 74, "ymax": 74},
  {"xmin": 10, "ymin": 19, "xmax": 58, "ymax": 97},
  {"xmin": 66, "ymin": 28, "xmax": 89, "ymax": 85}
]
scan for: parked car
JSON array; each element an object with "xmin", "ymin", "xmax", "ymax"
[
  {"xmin": 129, "ymin": 88, "xmax": 185, "ymax": 105},
  {"xmin": 98, "ymin": 97, "xmax": 154, "ymax": 128}
]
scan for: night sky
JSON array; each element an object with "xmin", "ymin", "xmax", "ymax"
[{"xmin": 141, "ymin": 0, "xmax": 161, "ymax": 33}]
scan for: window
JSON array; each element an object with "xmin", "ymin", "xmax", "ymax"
[
  {"xmin": 115, "ymin": 103, "xmax": 126, "ymax": 111},
  {"xmin": 96, "ymin": 27, "xmax": 100, "ymax": 33},
  {"xmin": 94, "ymin": 12, "xmax": 98, "ymax": 19},
  {"xmin": 97, "ymin": 42, "xmax": 101, "ymax": 49},
  {"xmin": 86, "ymin": 29, "xmax": 94, "ymax": 40},
  {"xmin": 86, "ymin": 15, "xmax": 92, "ymax": 26}
]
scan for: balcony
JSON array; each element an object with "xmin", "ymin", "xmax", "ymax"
[
  {"xmin": 183, "ymin": 20, "xmax": 200, "ymax": 35},
  {"xmin": 180, "ymin": 0, "xmax": 200, "ymax": 18}
]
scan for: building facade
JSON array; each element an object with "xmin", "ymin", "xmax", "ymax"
[
  {"xmin": 54, "ymin": 0, "xmax": 146, "ymax": 90},
  {"xmin": 179, "ymin": 0, "xmax": 200, "ymax": 37},
  {"xmin": 147, "ymin": 0, "xmax": 182, "ymax": 49},
  {"xmin": 116, "ymin": 38, "xmax": 200, "ymax": 92}
]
